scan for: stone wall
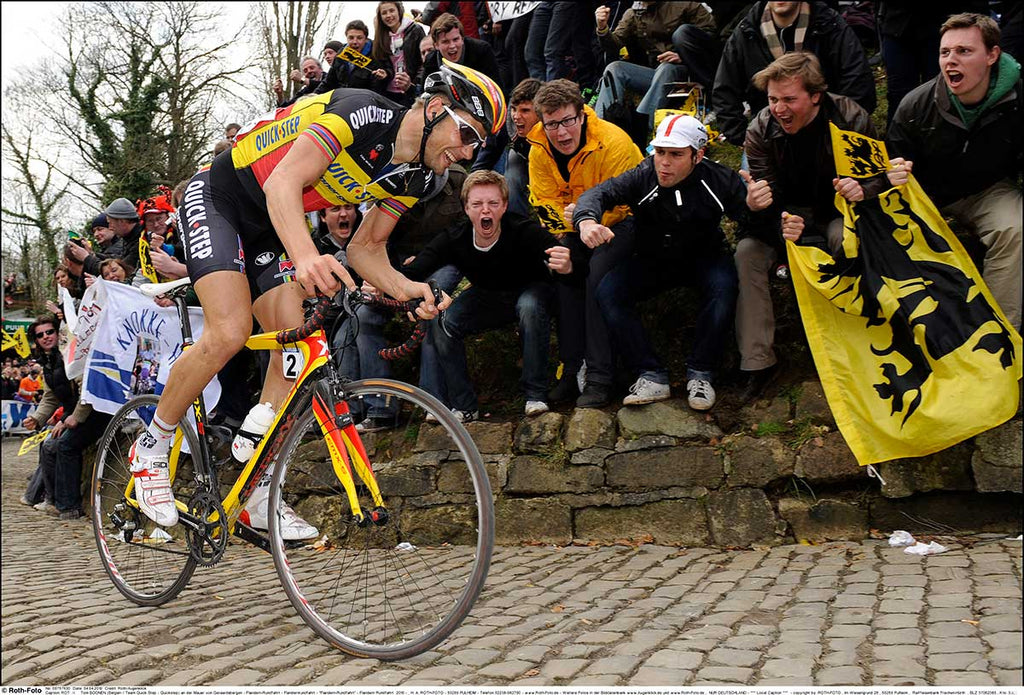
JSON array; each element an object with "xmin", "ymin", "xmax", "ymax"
[{"xmin": 461, "ymin": 385, "xmax": 1023, "ymax": 548}]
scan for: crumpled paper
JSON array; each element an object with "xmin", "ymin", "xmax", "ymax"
[
  {"xmin": 888, "ymin": 530, "xmax": 915, "ymax": 547},
  {"xmin": 904, "ymin": 540, "xmax": 947, "ymax": 556}
]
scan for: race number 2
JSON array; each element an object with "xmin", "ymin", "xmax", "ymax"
[{"xmin": 282, "ymin": 347, "xmax": 305, "ymax": 379}]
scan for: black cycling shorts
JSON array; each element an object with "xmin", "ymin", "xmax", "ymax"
[{"xmin": 179, "ymin": 156, "xmax": 296, "ymax": 297}]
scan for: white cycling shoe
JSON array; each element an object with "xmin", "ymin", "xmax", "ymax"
[
  {"xmin": 240, "ymin": 484, "xmax": 318, "ymax": 541},
  {"xmin": 129, "ymin": 437, "xmax": 179, "ymax": 527}
]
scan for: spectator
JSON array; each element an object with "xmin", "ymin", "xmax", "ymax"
[
  {"xmin": 1, "ymin": 365, "xmax": 18, "ymax": 400},
  {"xmin": 888, "ymin": 12, "xmax": 1022, "ymax": 329},
  {"xmin": 526, "ymin": 2, "xmax": 599, "ymax": 89},
  {"xmin": 527, "ymin": 79, "xmax": 643, "ymax": 407},
  {"xmin": 737, "ymin": 52, "xmax": 898, "ymax": 401},
  {"xmin": 99, "ymin": 258, "xmax": 133, "ymax": 283},
  {"xmin": 372, "ymin": 1, "xmax": 427, "ymax": 107},
  {"xmin": 422, "ymin": 13, "xmax": 502, "ymax": 88},
  {"xmin": 323, "ymin": 39, "xmax": 343, "ymax": 66},
  {"xmin": 225, "ymin": 123, "xmax": 241, "ymax": 140},
  {"xmin": 593, "ymin": 2, "xmax": 718, "ymax": 129},
  {"xmin": 71, "ymin": 213, "xmax": 124, "ymax": 276},
  {"xmin": 15, "ymin": 362, "xmax": 40, "ymax": 403},
  {"xmin": 712, "ymin": 1, "xmax": 876, "ymax": 147},
  {"xmin": 495, "ymin": 6, "xmax": 535, "ymax": 90},
  {"xmin": 22, "ymin": 314, "xmax": 112, "ymax": 521},
  {"xmin": 315, "ymin": 203, "xmax": 361, "ymax": 266},
  {"xmin": 338, "ymin": 166, "xmax": 470, "ymax": 422},
  {"xmin": 61, "ymin": 244, "xmax": 90, "ymax": 299},
  {"xmin": 134, "ymin": 187, "xmax": 187, "ymax": 284},
  {"xmin": 420, "ymin": 34, "xmax": 435, "ymax": 63},
  {"xmin": 213, "ymin": 139, "xmax": 233, "ymax": 156},
  {"xmin": 319, "ymin": 22, "xmax": 391, "ymax": 93},
  {"xmin": 502, "ymin": 77, "xmax": 542, "ymax": 217},
  {"xmin": 878, "ymin": 1, "xmax": 988, "ymax": 126},
  {"xmin": 272, "ymin": 56, "xmax": 325, "ymax": 107},
  {"xmin": 103, "ymin": 197, "xmax": 144, "ymax": 273},
  {"xmin": 421, "ymin": 1, "xmax": 482, "ymax": 39},
  {"xmin": 574, "ymin": 115, "xmax": 746, "ymax": 410},
  {"xmin": 405, "ymin": 170, "xmax": 574, "ymax": 419}
]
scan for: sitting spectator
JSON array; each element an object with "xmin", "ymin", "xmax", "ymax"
[
  {"xmin": 574, "ymin": 115, "xmax": 746, "ymax": 410},
  {"xmin": 21, "ymin": 315, "xmax": 111, "ymax": 521},
  {"xmin": 100, "ymin": 257, "xmax": 133, "ymax": 283},
  {"xmin": 593, "ymin": 2, "xmax": 718, "ymax": 129},
  {"xmin": 318, "ymin": 22, "xmax": 391, "ymax": 93},
  {"xmin": 272, "ymin": 56, "xmax": 325, "ymax": 107},
  {"xmin": 712, "ymin": 1, "xmax": 876, "ymax": 147},
  {"xmin": 527, "ymin": 79, "xmax": 643, "ymax": 408},
  {"xmin": 737, "ymin": 52, "xmax": 899, "ymax": 401},
  {"xmin": 405, "ymin": 171, "xmax": 574, "ymax": 419},
  {"xmin": 422, "ymin": 13, "xmax": 502, "ymax": 88},
  {"xmin": 103, "ymin": 197, "xmax": 144, "ymax": 272},
  {"xmin": 372, "ymin": 1, "xmax": 426, "ymax": 107},
  {"xmin": 888, "ymin": 12, "xmax": 1022, "ymax": 329}
]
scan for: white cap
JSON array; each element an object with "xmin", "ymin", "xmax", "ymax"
[{"xmin": 649, "ymin": 114, "xmax": 708, "ymax": 151}]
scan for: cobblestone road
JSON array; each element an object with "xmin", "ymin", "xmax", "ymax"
[{"xmin": 2, "ymin": 437, "xmax": 1021, "ymax": 687}]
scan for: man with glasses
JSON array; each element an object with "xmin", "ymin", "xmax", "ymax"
[
  {"xmin": 127, "ymin": 60, "xmax": 507, "ymax": 534},
  {"xmin": 21, "ymin": 315, "xmax": 111, "ymax": 521},
  {"xmin": 527, "ymin": 79, "xmax": 643, "ymax": 408}
]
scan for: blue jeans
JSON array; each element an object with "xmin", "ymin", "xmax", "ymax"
[
  {"xmin": 595, "ymin": 251, "xmax": 737, "ymax": 383},
  {"xmin": 432, "ymin": 282, "xmax": 556, "ymax": 411},
  {"xmin": 525, "ymin": 2, "xmax": 553, "ymax": 80},
  {"xmin": 38, "ymin": 412, "xmax": 111, "ymax": 513}
]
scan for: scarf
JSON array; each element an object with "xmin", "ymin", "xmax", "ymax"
[{"xmin": 761, "ymin": 2, "xmax": 811, "ymax": 59}]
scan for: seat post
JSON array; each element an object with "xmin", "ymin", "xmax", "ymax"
[{"xmin": 173, "ymin": 295, "xmax": 194, "ymax": 346}]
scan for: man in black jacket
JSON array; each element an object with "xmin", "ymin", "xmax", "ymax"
[
  {"xmin": 421, "ymin": 13, "xmax": 502, "ymax": 89},
  {"xmin": 103, "ymin": 197, "xmax": 143, "ymax": 274},
  {"xmin": 405, "ymin": 170, "xmax": 574, "ymax": 420},
  {"xmin": 573, "ymin": 115, "xmax": 745, "ymax": 411},
  {"xmin": 712, "ymin": 1, "xmax": 876, "ymax": 147},
  {"xmin": 888, "ymin": 12, "xmax": 1022, "ymax": 329}
]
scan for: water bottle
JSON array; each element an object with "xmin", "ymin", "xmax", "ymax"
[{"xmin": 231, "ymin": 402, "xmax": 276, "ymax": 463}]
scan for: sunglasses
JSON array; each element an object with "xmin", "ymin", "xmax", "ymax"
[
  {"xmin": 444, "ymin": 105, "xmax": 484, "ymax": 149},
  {"xmin": 35, "ymin": 328, "xmax": 56, "ymax": 339}
]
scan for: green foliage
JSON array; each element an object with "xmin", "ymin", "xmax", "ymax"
[{"xmin": 753, "ymin": 421, "xmax": 785, "ymax": 437}]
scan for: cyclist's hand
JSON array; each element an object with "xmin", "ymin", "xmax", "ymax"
[
  {"xmin": 296, "ymin": 253, "xmax": 355, "ymax": 298},
  {"xmin": 407, "ymin": 281, "xmax": 449, "ymax": 320}
]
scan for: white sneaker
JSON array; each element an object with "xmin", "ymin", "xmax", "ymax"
[
  {"xmin": 424, "ymin": 412, "xmax": 439, "ymax": 424},
  {"xmin": 524, "ymin": 400, "xmax": 549, "ymax": 416},
  {"xmin": 241, "ymin": 483, "xmax": 318, "ymax": 541},
  {"xmin": 129, "ymin": 438, "xmax": 178, "ymax": 527},
  {"xmin": 686, "ymin": 379, "xmax": 716, "ymax": 411},
  {"xmin": 34, "ymin": 500, "xmax": 58, "ymax": 516},
  {"xmin": 622, "ymin": 377, "xmax": 671, "ymax": 406},
  {"xmin": 452, "ymin": 409, "xmax": 479, "ymax": 423}
]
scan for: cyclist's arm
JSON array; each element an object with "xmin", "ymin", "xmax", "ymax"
[
  {"xmin": 262, "ymin": 136, "xmax": 354, "ymax": 296},
  {"xmin": 348, "ymin": 206, "xmax": 442, "ymax": 318}
]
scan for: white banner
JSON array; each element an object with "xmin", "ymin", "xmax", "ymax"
[
  {"xmin": 64, "ymin": 279, "xmax": 107, "ymax": 380},
  {"xmin": 488, "ymin": 1, "xmax": 540, "ymax": 23},
  {"xmin": 80, "ymin": 280, "xmax": 220, "ymax": 415},
  {"xmin": 1, "ymin": 399, "xmax": 36, "ymax": 433},
  {"xmin": 59, "ymin": 285, "xmax": 78, "ymax": 333}
]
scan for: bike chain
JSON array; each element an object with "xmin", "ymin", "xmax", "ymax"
[{"xmin": 185, "ymin": 490, "xmax": 229, "ymax": 567}]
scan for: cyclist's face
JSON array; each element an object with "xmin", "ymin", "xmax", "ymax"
[
  {"xmin": 426, "ymin": 103, "xmax": 484, "ymax": 174},
  {"xmin": 347, "ymin": 29, "xmax": 368, "ymax": 53},
  {"xmin": 436, "ymin": 27, "xmax": 464, "ymax": 62},
  {"xmin": 465, "ymin": 184, "xmax": 507, "ymax": 244}
]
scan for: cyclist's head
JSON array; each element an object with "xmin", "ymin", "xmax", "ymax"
[{"xmin": 423, "ymin": 59, "xmax": 507, "ymax": 137}]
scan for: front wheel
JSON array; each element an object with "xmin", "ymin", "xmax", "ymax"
[
  {"xmin": 91, "ymin": 395, "xmax": 199, "ymax": 606},
  {"xmin": 269, "ymin": 379, "xmax": 494, "ymax": 660}
]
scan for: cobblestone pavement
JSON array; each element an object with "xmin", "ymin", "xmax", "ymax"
[{"xmin": 2, "ymin": 437, "xmax": 1021, "ymax": 687}]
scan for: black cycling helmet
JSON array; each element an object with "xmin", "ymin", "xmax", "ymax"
[{"xmin": 423, "ymin": 59, "xmax": 507, "ymax": 136}]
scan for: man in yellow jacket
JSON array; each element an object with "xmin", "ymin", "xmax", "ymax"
[{"xmin": 528, "ymin": 79, "xmax": 643, "ymax": 407}]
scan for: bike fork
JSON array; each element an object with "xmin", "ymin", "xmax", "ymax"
[{"xmin": 310, "ymin": 380, "xmax": 387, "ymax": 526}]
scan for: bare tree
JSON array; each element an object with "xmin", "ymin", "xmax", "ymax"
[
  {"xmin": 247, "ymin": 1, "xmax": 345, "ymax": 107},
  {"xmin": 1, "ymin": 122, "xmax": 67, "ymax": 308}
]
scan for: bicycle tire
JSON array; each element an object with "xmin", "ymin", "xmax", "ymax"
[
  {"xmin": 91, "ymin": 395, "xmax": 199, "ymax": 606},
  {"xmin": 269, "ymin": 378, "xmax": 494, "ymax": 660}
]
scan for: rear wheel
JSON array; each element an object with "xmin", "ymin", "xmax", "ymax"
[
  {"xmin": 269, "ymin": 379, "xmax": 494, "ymax": 660},
  {"xmin": 91, "ymin": 395, "xmax": 199, "ymax": 605}
]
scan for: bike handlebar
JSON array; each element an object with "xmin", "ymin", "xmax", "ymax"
[{"xmin": 275, "ymin": 282, "xmax": 443, "ymax": 362}]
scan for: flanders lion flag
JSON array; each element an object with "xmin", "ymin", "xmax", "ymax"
[
  {"xmin": 787, "ymin": 123, "xmax": 1021, "ymax": 465},
  {"xmin": 2, "ymin": 326, "xmax": 32, "ymax": 358}
]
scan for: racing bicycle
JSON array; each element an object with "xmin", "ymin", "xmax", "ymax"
[{"xmin": 90, "ymin": 276, "xmax": 494, "ymax": 659}]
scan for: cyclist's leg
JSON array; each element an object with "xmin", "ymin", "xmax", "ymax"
[{"xmin": 251, "ymin": 281, "xmax": 305, "ymax": 409}]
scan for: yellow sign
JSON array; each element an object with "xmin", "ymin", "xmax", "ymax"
[
  {"xmin": 786, "ymin": 124, "xmax": 1022, "ymax": 465},
  {"xmin": 2, "ymin": 327, "xmax": 31, "ymax": 358},
  {"xmin": 529, "ymin": 190, "xmax": 570, "ymax": 234},
  {"xmin": 18, "ymin": 428, "xmax": 51, "ymax": 456},
  {"xmin": 339, "ymin": 46, "xmax": 371, "ymax": 69},
  {"xmin": 138, "ymin": 235, "xmax": 158, "ymax": 283}
]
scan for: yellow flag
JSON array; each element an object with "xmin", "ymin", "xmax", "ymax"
[
  {"xmin": 339, "ymin": 45, "xmax": 372, "ymax": 69},
  {"xmin": 11, "ymin": 327, "xmax": 31, "ymax": 358},
  {"xmin": 1, "ymin": 328, "xmax": 15, "ymax": 352},
  {"xmin": 138, "ymin": 234, "xmax": 158, "ymax": 282},
  {"xmin": 529, "ymin": 190, "xmax": 571, "ymax": 234},
  {"xmin": 787, "ymin": 123, "xmax": 1022, "ymax": 465},
  {"xmin": 18, "ymin": 428, "xmax": 51, "ymax": 456}
]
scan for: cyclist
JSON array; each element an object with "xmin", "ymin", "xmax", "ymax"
[{"xmin": 129, "ymin": 60, "xmax": 506, "ymax": 538}]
